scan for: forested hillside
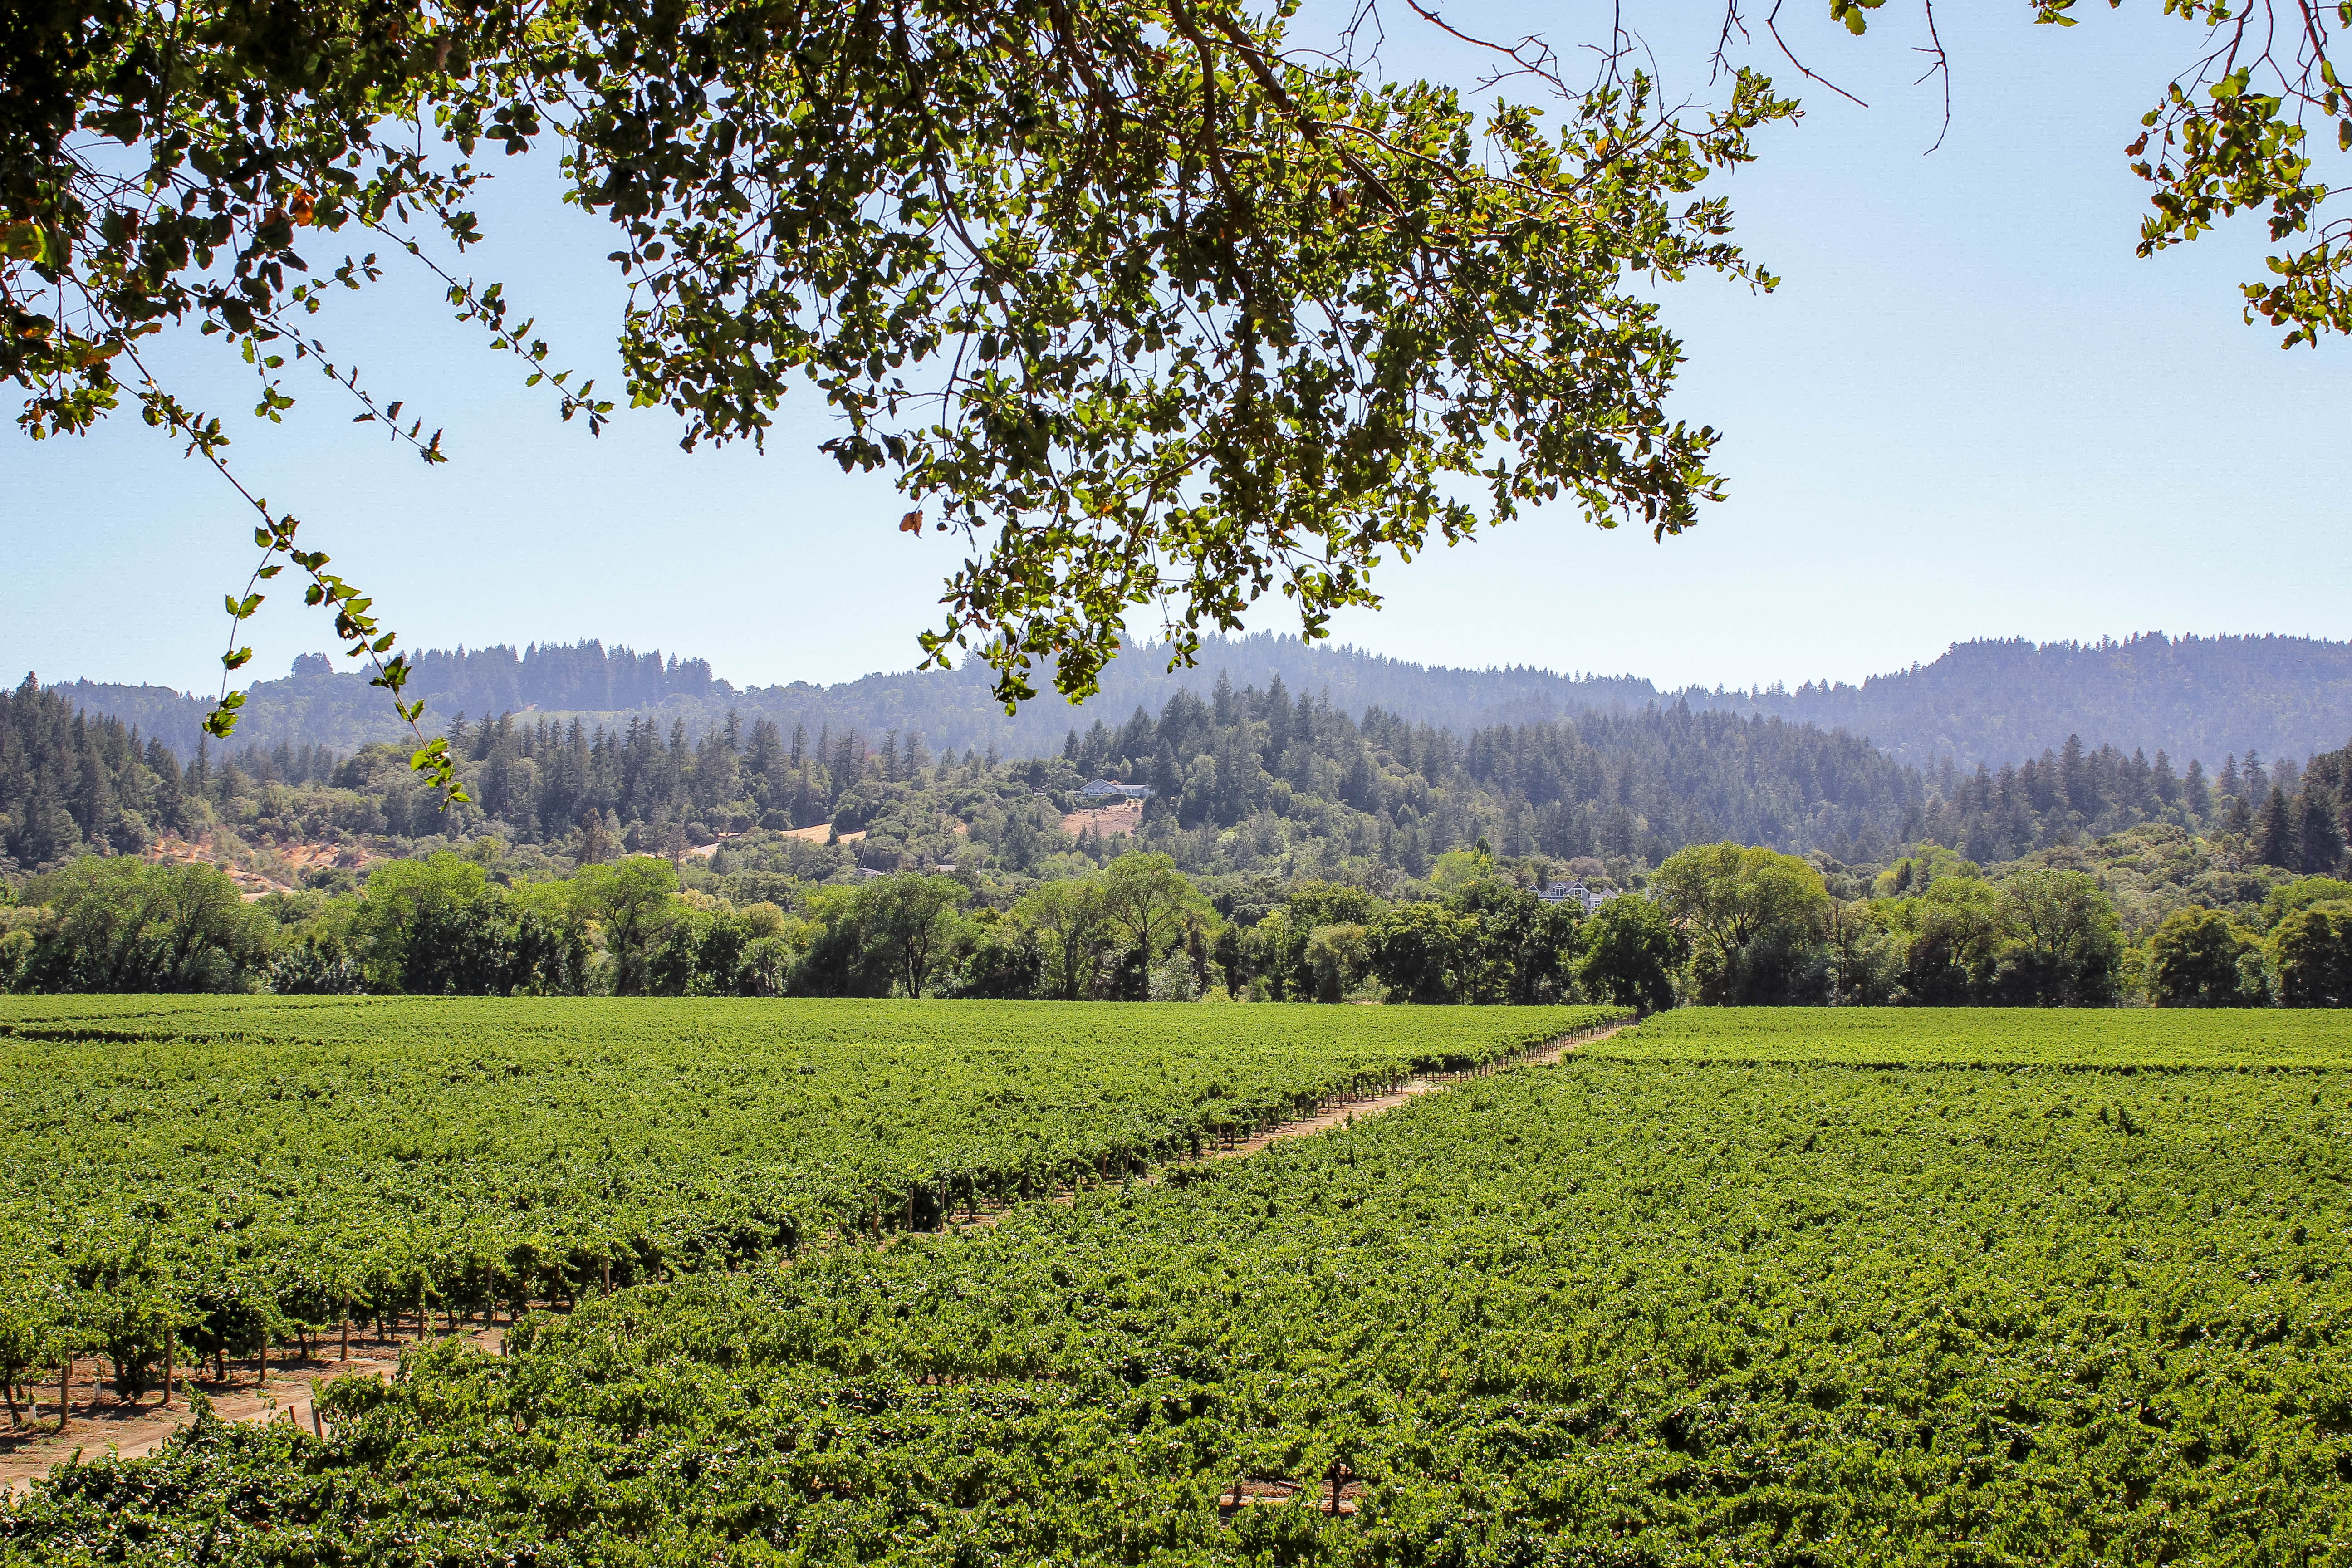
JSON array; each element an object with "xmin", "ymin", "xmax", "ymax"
[
  {"xmin": 47, "ymin": 630, "xmax": 2352, "ymax": 771},
  {"xmin": 48, "ymin": 636, "xmax": 1661, "ymax": 758},
  {"xmin": 5, "ymin": 671, "xmax": 1920, "ymax": 881},
  {"xmin": 9, "ymin": 663, "xmax": 2348, "ymax": 1006},
  {"xmin": 48, "ymin": 643, "xmax": 730, "ymax": 756},
  {"xmin": 1697, "ymin": 633, "xmax": 2352, "ymax": 768},
  {"xmin": 15, "ymin": 661, "xmax": 2345, "ymax": 892}
]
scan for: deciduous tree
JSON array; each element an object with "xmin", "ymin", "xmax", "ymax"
[
  {"xmin": 1573, "ymin": 895, "xmax": 1679, "ymax": 1015},
  {"xmin": 10, "ymin": 858, "xmax": 270, "ymax": 992},
  {"xmin": 1652, "ymin": 843, "xmax": 1829, "ymax": 1004},
  {"xmin": 2148, "ymin": 906, "xmax": 2270, "ymax": 1006},
  {"xmin": 859, "ymin": 874, "xmax": 968, "ymax": 998},
  {"xmin": 2274, "ymin": 900, "xmax": 2352, "ymax": 1006},
  {"xmin": 1367, "ymin": 901, "xmax": 1477, "ymax": 1004},
  {"xmin": 1094, "ymin": 853, "xmax": 1211, "ymax": 980},
  {"xmin": 567, "ymin": 856, "xmax": 680, "ymax": 995},
  {"xmin": 1015, "ymin": 877, "xmax": 1110, "ymax": 1002},
  {"xmin": 1994, "ymin": 866, "xmax": 2122, "ymax": 1006}
]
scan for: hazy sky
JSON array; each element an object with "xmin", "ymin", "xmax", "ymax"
[{"xmin": 5, "ymin": 3, "xmax": 2346, "ymax": 699}]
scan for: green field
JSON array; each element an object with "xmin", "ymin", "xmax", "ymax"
[
  {"xmin": 0, "ymin": 998, "xmax": 1617, "ymax": 1345},
  {"xmin": 1591, "ymin": 1005, "xmax": 2352, "ymax": 1068},
  {"xmin": 9, "ymin": 1004, "xmax": 2352, "ymax": 1565}
]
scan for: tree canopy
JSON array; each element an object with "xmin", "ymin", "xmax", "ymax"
[
  {"xmin": 1652, "ymin": 841, "xmax": 1829, "ymax": 1004},
  {"xmin": 7, "ymin": 0, "xmax": 2345, "ymax": 785},
  {"xmin": 1, "ymin": 0, "xmax": 1793, "ymax": 770}
]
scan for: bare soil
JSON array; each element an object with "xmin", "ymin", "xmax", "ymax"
[
  {"xmin": 145, "ymin": 833, "xmax": 374, "ymax": 902},
  {"xmin": 1059, "ymin": 800, "xmax": 1144, "ymax": 838}
]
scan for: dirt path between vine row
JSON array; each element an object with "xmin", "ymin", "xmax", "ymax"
[
  {"xmin": 1223, "ymin": 1019, "xmax": 1622, "ymax": 1156},
  {"xmin": 936, "ymin": 1017, "xmax": 1629, "ymax": 1232},
  {"xmin": 0, "ymin": 1019, "xmax": 1628, "ymax": 1498},
  {"xmin": 0, "ymin": 1328, "xmax": 509, "ymax": 1499}
]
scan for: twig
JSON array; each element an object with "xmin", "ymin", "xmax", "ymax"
[
  {"xmin": 1765, "ymin": 0, "xmax": 1870, "ymax": 107},
  {"xmin": 1914, "ymin": 0, "xmax": 1952, "ymax": 153}
]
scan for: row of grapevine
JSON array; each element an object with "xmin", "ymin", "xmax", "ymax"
[
  {"xmin": 0, "ymin": 997, "xmax": 1622, "ymax": 1402},
  {"xmin": 1594, "ymin": 1004, "xmax": 2352, "ymax": 1067}
]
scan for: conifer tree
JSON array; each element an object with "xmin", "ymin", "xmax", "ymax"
[
  {"xmin": 2259, "ymin": 787, "xmax": 2296, "ymax": 868},
  {"xmin": 2299, "ymin": 788, "xmax": 2347, "ymax": 876}
]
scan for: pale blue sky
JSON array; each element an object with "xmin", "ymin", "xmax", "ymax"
[{"xmin": 5, "ymin": 3, "xmax": 2344, "ymax": 699}]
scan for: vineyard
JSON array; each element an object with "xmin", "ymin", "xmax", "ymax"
[
  {"xmin": 1592, "ymin": 1006, "xmax": 2352, "ymax": 1068},
  {"xmin": 9, "ymin": 1004, "xmax": 2352, "ymax": 1563},
  {"xmin": 0, "ymin": 998, "xmax": 1617, "ymax": 1396}
]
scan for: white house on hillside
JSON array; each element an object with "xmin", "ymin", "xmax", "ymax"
[
  {"xmin": 1077, "ymin": 778, "xmax": 1155, "ymax": 804},
  {"xmin": 1537, "ymin": 879, "xmax": 1615, "ymax": 915}
]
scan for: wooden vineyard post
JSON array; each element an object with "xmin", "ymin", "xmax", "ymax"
[
  {"xmin": 58, "ymin": 1357, "xmax": 69, "ymax": 1433},
  {"xmin": 341, "ymin": 1294, "xmax": 350, "ymax": 1361},
  {"xmin": 257, "ymin": 1334, "xmax": 267, "ymax": 1391},
  {"xmin": 162, "ymin": 1333, "xmax": 174, "ymax": 1408}
]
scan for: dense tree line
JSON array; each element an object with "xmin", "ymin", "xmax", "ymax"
[
  {"xmin": 1649, "ymin": 836, "xmax": 2352, "ymax": 1009},
  {"xmin": 2, "ymin": 859, "xmax": 275, "ymax": 993},
  {"xmin": 1911, "ymin": 732, "xmax": 2351, "ymax": 875},
  {"xmin": 10, "ymin": 828, "xmax": 2347, "ymax": 1008},
  {"xmin": 11, "ymin": 668, "xmax": 2348, "ymax": 1008},
  {"xmin": 2, "ymin": 846, "xmax": 1686, "ymax": 1013}
]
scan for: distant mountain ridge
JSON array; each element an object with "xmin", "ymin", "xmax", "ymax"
[
  {"xmin": 42, "ymin": 636, "xmax": 1672, "ymax": 760},
  {"xmin": 1682, "ymin": 633, "xmax": 2352, "ymax": 769},
  {"xmin": 42, "ymin": 629, "xmax": 2352, "ymax": 772}
]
